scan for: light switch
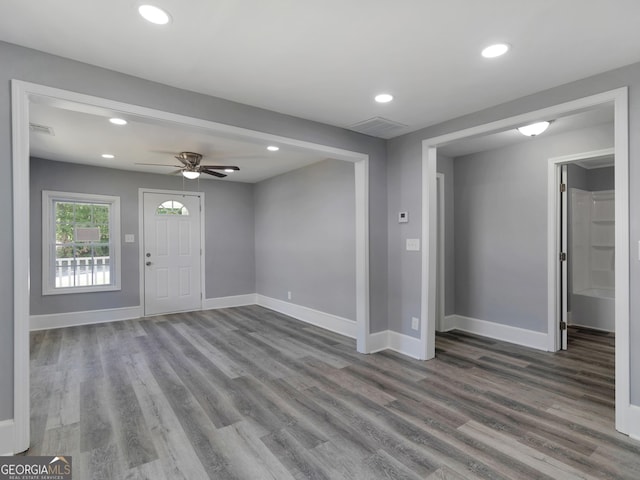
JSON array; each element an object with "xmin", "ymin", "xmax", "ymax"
[
  {"xmin": 125, "ymin": 234, "xmax": 135, "ymax": 243},
  {"xmin": 406, "ymin": 238, "xmax": 420, "ymax": 251}
]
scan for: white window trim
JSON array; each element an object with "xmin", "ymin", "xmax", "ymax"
[{"xmin": 42, "ymin": 190, "xmax": 121, "ymax": 295}]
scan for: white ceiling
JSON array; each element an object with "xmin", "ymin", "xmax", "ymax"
[
  {"xmin": 438, "ymin": 104, "xmax": 614, "ymax": 157},
  {"xmin": 29, "ymin": 102, "xmax": 330, "ymax": 183},
  {"xmin": 2, "ymin": 1, "xmax": 640, "ymax": 139}
]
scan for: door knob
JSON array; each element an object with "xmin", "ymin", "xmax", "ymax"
[{"xmin": 146, "ymin": 261, "xmax": 152, "ymax": 266}]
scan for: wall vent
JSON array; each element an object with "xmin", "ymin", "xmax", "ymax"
[
  {"xmin": 348, "ymin": 117, "xmax": 408, "ymax": 138},
  {"xmin": 29, "ymin": 123, "xmax": 55, "ymax": 136}
]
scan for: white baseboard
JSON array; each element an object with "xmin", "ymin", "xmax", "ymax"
[
  {"xmin": 627, "ymin": 404, "xmax": 640, "ymax": 441},
  {"xmin": 439, "ymin": 315, "xmax": 458, "ymax": 332},
  {"xmin": 444, "ymin": 314, "xmax": 548, "ymax": 351},
  {"xmin": 387, "ymin": 331, "xmax": 423, "ymax": 359},
  {"xmin": 255, "ymin": 295, "xmax": 356, "ymax": 339},
  {"xmin": 30, "ymin": 305, "xmax": 143, "ymax": 331},
  {"xmin": 368, "ymin": 331, "xmax": 390, "ymax": 353},
  {"xmin": 0, "ymin": 419, "xmax": 15, "ymax": 456},
  {"xmin": 366, "ymin": 330, "xmax": 423, "ymax": 360},
  {"xmin": 203, "ymin": 294, "xmax": 257, "ymax": 310}
]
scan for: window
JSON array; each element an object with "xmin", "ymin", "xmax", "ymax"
[
  {"xmin": 42, "ymin": 191, "xmax": 121, "ymax": 295},
  {"xmin": 156, "ymin": 200, "xmax": 189, "ymax": 215}
]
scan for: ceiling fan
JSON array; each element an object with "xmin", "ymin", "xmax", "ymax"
[{"xmin": 136, "ymin": 151, "xmax": 240, "ymax": 179}]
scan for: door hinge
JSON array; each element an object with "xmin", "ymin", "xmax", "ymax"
[
  {"xmin": 559, "ymin": 252, "xmax": 567, "ymax": 261},
  {"xmin": 560, "ymin": 321, "xmax": 567, "ymax": 330},
  {"xmin": 560, "ymin": 183, "xmax": 566, "ymax": 193}
]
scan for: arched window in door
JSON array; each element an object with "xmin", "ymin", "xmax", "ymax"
[{"xmin": 156, "ymin": 200, "xmax": 189, "ymax": 216}]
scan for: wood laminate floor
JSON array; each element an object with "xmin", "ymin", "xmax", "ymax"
[{"xmin": 28, "ymin": 306, "xmax": 639, "ymax": 479}]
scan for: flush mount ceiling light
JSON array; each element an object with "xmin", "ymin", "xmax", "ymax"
[
  {"xmin": 517, "ymin": 121, "xmax": 551, "ymax": 136},
  {"xmin": 481, "ymin": 43, "xmax": 510, "ymax": 58},
  {"xmin": 267, "ymin": 145, "xmax": 279, "ymax": 152},
  {"xmin": 109, "ymin": 117, "xmax": 127, "ymax": 126},
  {"xmin": 138, "ymin": 4, "xmax": 171, "ymax": 25},
  {"xmin": 182, "ymin": 170, "xmax": 200, "ymax": 179},
  {"xmin": 101, "ymin": 154, "xmax": 115, "ymax": 159},
  {"xmin": 374, "ymin": 93, "xmax": 394, "ymax": 103}
]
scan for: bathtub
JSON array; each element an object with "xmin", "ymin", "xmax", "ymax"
[{"xmin": 571, "ymin": 288, "xmax": 615, "ymax": 332}]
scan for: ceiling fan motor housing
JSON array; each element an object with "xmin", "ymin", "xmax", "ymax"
[{"xmin": 176, "ymin": 151, "xmax": 203, "ymax": 166}]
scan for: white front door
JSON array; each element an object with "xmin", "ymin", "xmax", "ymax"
[{"xmin": 143, "ymin": 192, "xmax": 202, "ymax": 316}]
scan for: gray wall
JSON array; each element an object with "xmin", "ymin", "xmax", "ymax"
[
  {"xmin": 452, "ymin": 125, "xmax": 613, "ymax": 332},
  {"xmin": 0, "ymin": 40, "xmax": 387, "ymax": 421},
  {"xmin": 388, "ymin": 60, "xmax": 640, "ymax": 403},
  {"xmin": 587, "ymin": 166, "xmax": 615, "ymax": 191},
  {"xmin": 255, "ymin": 160, "xmax": 356, "ymax": 319},
  {"xmin": 30, "ymin": 157, "xmax": 255, "ymax": 315}
]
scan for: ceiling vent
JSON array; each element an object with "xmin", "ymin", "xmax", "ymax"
[
  {"xmin": 348, "ymin": 117, "xmax": 408, "ymax": 138},
  {"xmin": 29, "ymin": 123, "xmax": 55, "ymax": 136}
]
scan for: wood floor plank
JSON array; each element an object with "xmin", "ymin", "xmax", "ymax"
[
  {"xmin": 27, "ymin": 307, "xmax": 640, "ymax": 479},
  {"xmin": 124, "ymin": 353, "xmax": 211, "ymax": 480}
]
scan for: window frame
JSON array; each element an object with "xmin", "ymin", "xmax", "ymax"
[{"xmin": 42, "ymin": 190, "xmax": 121, "ymax": 295}]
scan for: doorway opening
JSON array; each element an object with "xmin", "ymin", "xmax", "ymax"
[
  {"xmin": 421, "ymin": 88, "xmax": 630, "ymax": 435},
  {"xmin": 550, "ymin": 149, "xmax": 615, "ymax": 351},
  {"xmin": 12, "ymin": 80, "xmax": 371, "ymax": 454}
]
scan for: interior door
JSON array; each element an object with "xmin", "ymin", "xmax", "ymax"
[
  {"xmin": 560, "ymin": 165, "xmax": 569, "ymax": 349},
  {"xmin": 143, "ymin": 192, "xmax": 202, "ymax": 316}
]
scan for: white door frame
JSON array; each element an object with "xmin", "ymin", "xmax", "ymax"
[
  {"xmin": 436, "ymin": 173, "xmax": 445, "ymax": 332},
  {"xmin": 139, "ymin": 188, "xmax": 206, "ymax": 316},
  {"xmin": 547, "ymin": 148, "xmax": 615, "ymax": 352},
  {"xmin": 11, "ymin": 80, "xmax": 371, "ymax": 453},
  {"xmin": 421, "ymin": 88, "xmax": 631, "ymax": 435}
]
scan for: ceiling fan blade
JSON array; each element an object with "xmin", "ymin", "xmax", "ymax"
[
  {"xmin": 135, "ymin": 162, "xmax": 183, "ymax": 167},
  {"xmin": 200, "ymin": 165, "xmax": 240, "ymax": 171},
  {"xmin": 201, "ymin": 169, "xmax": 227, "ymax": 178}
]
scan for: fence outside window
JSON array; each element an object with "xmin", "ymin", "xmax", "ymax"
[{"xmin": 55, "ymin": 256, "xmax": 111, "ymax": 288}]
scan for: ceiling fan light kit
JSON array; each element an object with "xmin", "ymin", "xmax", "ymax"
[{"xmin": 182, "ymin": 170, "xmax": 200, "ymax": 179}]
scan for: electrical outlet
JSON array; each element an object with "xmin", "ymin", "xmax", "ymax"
[
  {"xmin": 411, "ymin": 317, "xmax": 419, "ymax": 330},
  {"xmin": 287, "ymin": 291, "xmax": 292, "ymax": 300}
]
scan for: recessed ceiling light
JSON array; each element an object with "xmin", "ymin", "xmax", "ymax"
[
  {"xmin": 267, "ymin": 145, "xmax": 279, "ymax": 152},
  {"xmin": 481, "ymin": 43, "xmax": 510, "ymax": 58},
  {"xmin": 374, "ymin": 93, "xmax": 394, "ymax": 103},
  {"xmin": 109, "ymin": 118, "xmax": 127, "ymax": 126},
  {"xmin": 224, "ymin": 168, "xmax": 235, "ymax": 173},
  {"xmin": 101, "ymin": 154, "xmax": 115, "ymax": 159},
  {"xmin": 138, "ymin": 4, "xmax": 171, "ymax": 25},
  {"xmin": 517, "ymin": 121, "xmax": 551, "ymax": 136}
]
